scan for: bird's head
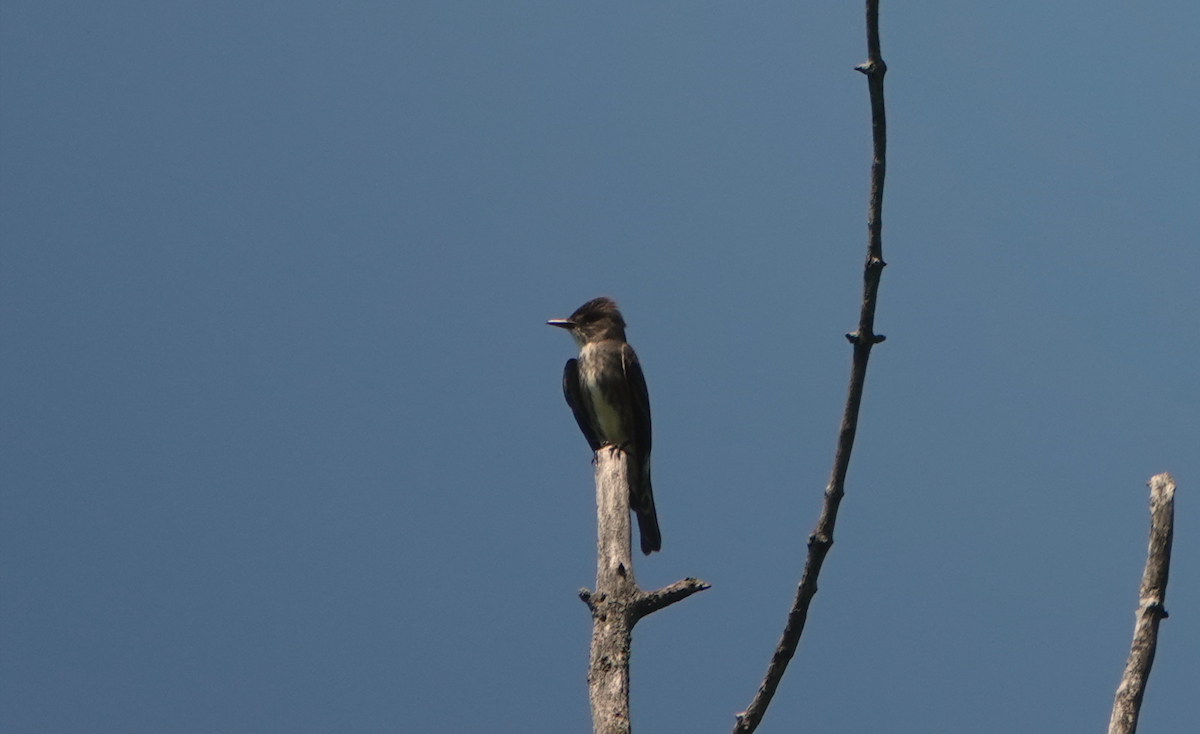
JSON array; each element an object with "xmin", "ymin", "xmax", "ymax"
[{"xmin": 547, "ymin": 297, "xmax": 627, "ymax": 346}]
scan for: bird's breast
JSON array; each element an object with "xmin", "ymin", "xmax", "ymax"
[{"xmin": 578, "ymin": 342, "xmax": 628, "ymax": 445}]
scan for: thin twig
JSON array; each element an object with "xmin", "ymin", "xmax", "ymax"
[
  {"xmin": 1107, "ymin": 473, "xmax": 1175, "ymax": 734},
  {"xmin": 731, "ymin": 2, "xmax": 887, "ymax": 731}
]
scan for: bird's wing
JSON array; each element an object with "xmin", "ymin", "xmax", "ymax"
[
  {"xmin": 621, "ymin": 342, "xmax": 660, "ymax": 554},
  {"xmin": 563, "ymin": 358, "xmax": 601, "ymax": 451},
  {"xmin": 620, "ymin": 343, "xmax": 651, "ymax": 456}
]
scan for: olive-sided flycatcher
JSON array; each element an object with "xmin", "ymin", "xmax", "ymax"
[{"xmin": 548, "ymin": 297, "xmax": 661, "ymax": 555}]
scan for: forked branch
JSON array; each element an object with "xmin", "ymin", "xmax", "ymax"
[{"xmin": 584, "ymin": 448, "xmax": 709, "ymax": 734}]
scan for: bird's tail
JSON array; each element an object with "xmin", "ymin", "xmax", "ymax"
[{"xmin": 632, "ymin": 474, "xmax": 661, "ymax": 555}]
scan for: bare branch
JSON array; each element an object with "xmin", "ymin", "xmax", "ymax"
[
  {"xmin": 583, "ymin": 448, "xmax": 708, "ymax": 734},
  {"xmin": 632, "ymin": 578, "xmax": 711, "ymax": 621},
  {"xmin": 732, "ymin": 2, "xmax": 888, "ymax": 731},
  {"xmin": 584, "ymin": 449, "xmax": 637, "ymax": 734},
  {"xmin": 1107, "ymin": 473, "xmax": 1176, "ymax": 734}
]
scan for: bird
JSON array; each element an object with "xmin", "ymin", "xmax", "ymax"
[{"xmin": 548, "ymin": 297, "xmax": 661, "ymax": 555}]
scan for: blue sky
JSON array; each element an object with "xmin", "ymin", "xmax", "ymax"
[{"xmin": 2, "ymin": 1, "xmax": 1196, "ymax": 732}]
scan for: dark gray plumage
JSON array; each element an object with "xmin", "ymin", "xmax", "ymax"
[{"xmin": 548, "ymin": 298, "xmax": 661, "ymax": 554}]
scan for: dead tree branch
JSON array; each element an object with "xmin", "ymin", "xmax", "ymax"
[
  {"xmin": 583, "ymin": 448, "xmax": 709, "ymax": 734},
  {"xmin": 731, "ymin": 1, "xmax": 888, "ymax": 731},
  {"xmin": 1107, "ymin": 472, "xmax": 1176, "ymax": 734}
]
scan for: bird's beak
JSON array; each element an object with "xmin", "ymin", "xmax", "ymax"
[{"xmin": 546, "ymin": 318, "xmax": 574, "ymax": 330}]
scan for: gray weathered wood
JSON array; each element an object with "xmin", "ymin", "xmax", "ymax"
[
  {"xmin": 586, "ymin": 448, "xmax": 636, "ymax": 734},
  {"xmin": 594, "ymin": 448, "xmax": 638, "ymax": 596},
  {"xmin": 580, "ymin": 448, "xmax": 708, "ymax": 734},
  {"xmin": 1107, "ymin": 472, "xmax": 1175, "ymax": 734}
]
